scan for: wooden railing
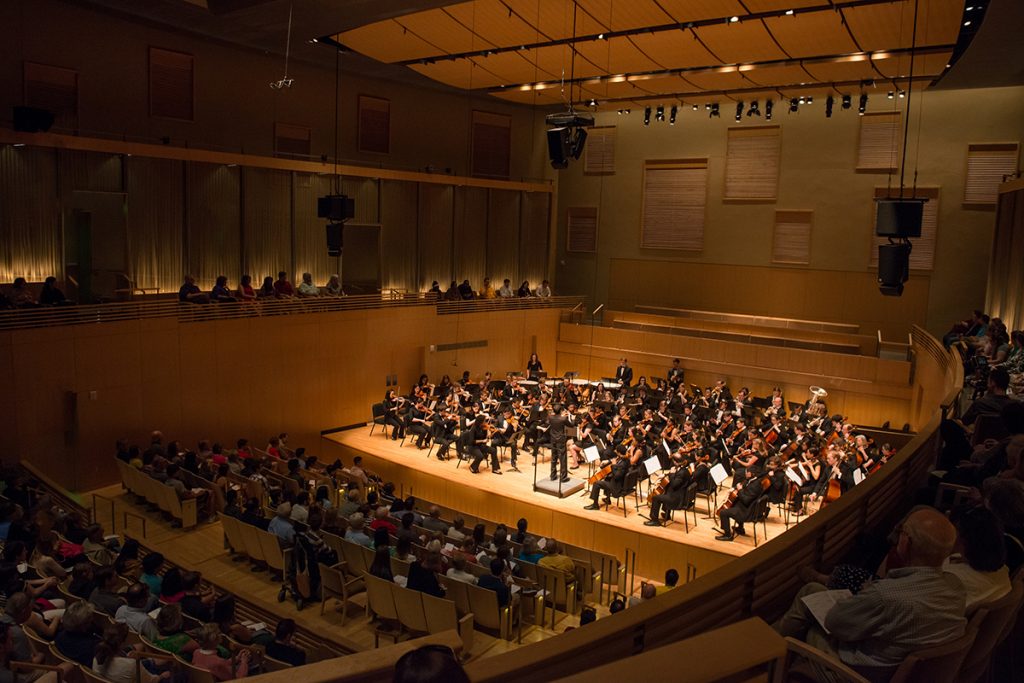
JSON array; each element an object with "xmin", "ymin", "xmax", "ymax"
[
  {"xmin": 0, "ymin": 294, "xmax": 585, "ymax": 331},
  {"xmin": 464, "ymin": 327, "xmax": 961, "ymax": 682}
]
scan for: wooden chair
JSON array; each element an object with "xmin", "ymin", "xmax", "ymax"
[
  {"xmin": 421, "ymin": 592, "xmax": 474, "ymax": 656},
  {"xmin": 9, "ymin": 662, "xmax": 66, "ymax": 683},
  {"xmin": 392, "ymin": 584, "xmax": 429, "ymax": 634},
  {"xmin": 886, "ymin": 609, "xmax": 985, "ymax": 683},
  {"xmin": 783, "ymin": 637, "xmax": 870, "ymax": 683},
  {"xmin": 466, "ymin": 581, "xmax": 512, "ymax": 640},
  {"xmin": 318, "ymin": 562, "xmax": 363, "ymax": 624},
  {"xmin": 957, "ymin": 575, "xmax": 1024, "ymax": 682},
  {"xmin": 261, "ymin": 654, "xmax": 292, "ymax": 672},
  {"xmin": 363, "ymin": 574, "xmax": 401, "ymax": 647},
  {"xmin": 173, "ymin": 653, "xmax": 218, "ymax": 683}
]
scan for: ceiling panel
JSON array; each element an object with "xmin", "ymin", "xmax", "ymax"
[
  {"xmin": 469, "ymin": 51, "xmax": 558, "ymax": 85},
  {"xmin": 842, "ymin": 0, "xmax": 963, "ymax": 52},
  {"xmin": 408, "ymin": 59, "xmax": 497, "ymax": 89},
  {"xmin": 802, "ymin": 58, "xmax": 880, "ymax": 83},
  {"xmin": 443, "ymin": 0, "xmax": 542, "ymax": 49},
  {"xmin": 872, "ymin": 51, "xmax": 952, "ymax": 79},
  {"xmin": 629, "ymin": 30, "xmax": 720, "ymax": 69},
  {"xmin": 655, "ymin": 0, "xmax": 747, "ymax": 23},
  {"xmin": 490, "ymin": 87, "xmax": 573, "ymax": 106},
  {"xmin": 741, "ymin": 0, "xmax": 823, "ymax": 11},
  {"xmin": 681, "ymin": 70, "xmax": 754, "ymax": 91},
  {"xmin": 742, "ymin": 63, "xmax": 816, "ymax": 88},
  {"xmin": 694, "ymin": 20, "xmax": 790, "ymax": 64},
  {"xmin": 529, "ymin": 44, "xmax": 606, "ymax": 81},
  {"xmin": 503, "ymin": 0, "xmax": 608, "ymax": 41},
  {"xmin": 396, "ymin": 9, "xmax": 491, "ymax": 55},
  {"xmin": 575, "ymin": 0, "xmax": 675, "ymax": 31},
  {"xmin": 623, "ymin": 74, "xmax": 692, "ymax": 96},
  {"xmin": 579, "ymin": 79, "xmax": 658, "ymax": 100},
  {"xmin": 338, "ymin": 21, "xmax": 441, "ymax": 63},
  {"xmin": 764, "ymin": 11, "xmax": 859, "ymax": 58},
  {"xmin": 574, "ymin": 36, "xmax": 664, "ymax": 74}
]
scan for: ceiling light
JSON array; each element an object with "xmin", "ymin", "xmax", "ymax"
[
  {"xmin": 858, "ymin": 93, "xmax": 868, "ymax": 115},
  {"xmin": 789, "ymin": 98, "xmax": 799, "ymax": 113},
  {"xmin": 785, "ymin": 9, "xmax": 794, "ymax": 15},
  {"xmin": 589, "ymin": 99, "xmax": 598, "ymax": 107},
  {"xmin": 656, "ymin": 105, "xmax": 665, "ymax": 121},
  {"xmin": 617, "ymin": 109, "xmax": 623, "ymax": 115},
  {"xmin": 963, "ymin": 20, "xmax": 971, "ymax": 26},
  {"xmin": 705, "ymin": 103, "xmax": 711, "ymax": 110},
  {"xmin": 966, "ymin": 5, "xmax": 974, "ymax": 9},
  {"xmin": 709, "ymin": 103, "xmax": 720, "ymax": 118},
  {"xmin": 825, "ymin": 95, "xmax": 834, "ymax": 118},
  {"xmin": 765, "ymin": 99, "xmax": 773, "ymax": 120},
  {"xmin": 841, "ymin": 94, "xmax": 851, "ymax": 109},
  {"xmin": 735, "ymin": 101, "xmax": 743, "ymax": 121},
  {"xmin": 729, "ymin": 16, "xmax": 740, "ymax": 23},
  {"xmin": 598, "ymin": 33, "xmax": 605, "ymax": 40},
  {"xmin": 644, "ymin": 106, "xmax": 652, "ymax": 126},
  {"xmin": 12, "ymin": 143, "xmax": 25, "ymax": 148},
  {"xmin": 624, "ymin": 109, "xmax": 630, "ymax": 115},
  {"xmin": 898, "ymin": 90, "xmax": 906, "ymax": 98},
  {"xmin": 669, "ymin": 105, "xmax": 677, "ymax": 125},
  {"xmin": 887, "ymin": 91, "xmax": 894, "ymax": 99},
  {"xmin": 692, "ymin": 103, "xmax": 699, "ymax": 111},
  {"xmin": 746, "ymin": 100, "xmax": 760, "ymax": 117}
]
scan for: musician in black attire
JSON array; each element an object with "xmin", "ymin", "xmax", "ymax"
[
  {"xmin": 469, "ymin": 418, "xmax": 501, "ymax": 475},
  {"xmin": 455, "ymin": 405, "xmax": 478, "ymax": 460},
  {"xmin": 645, "ymin": 465, "xmax": 692, "ymax": 526},
  {"xmin": 715, "ymin": 471, "xmax": 769, "ymax": 541},
  {"xmin": 584, "ymin": 447, "xmax": 630, "ymax": 510},
  {"xmin": 526, "ymin": 353, "xmax": 543, "ymax": 380},
  {"xmin": 523, "ymin": 397, "xmax": 549, "ymax": 451},
  {"xmin": 383, "ymin": 390, "xmax": 405, "ymax": 440},
  {"xmin": 547, "ymin": 403, "xmax": 570, "ymax": 482},
  {"xmin": 492, "ymin": 408, "xmax": 520, "ymax": 471},
  {"xmin": 667, "ymin": 358, "xmax": 685, "ymax": 389},
  {"xmin": 406, "ymin": 400, "xmax": 432, "ymax": 449},
  {"xmin": 615, "ymin": 358, "xmax": 633, "ymax": 387},
  {"xmin": 431, "ymin": 411, "xmax": 457, "ymax": 461}
]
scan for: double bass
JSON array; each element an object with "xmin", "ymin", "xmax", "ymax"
[{"xmin": 716, "ymin": 474, "xmax": 771, "ymax": 516}]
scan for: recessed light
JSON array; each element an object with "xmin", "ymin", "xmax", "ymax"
[
  {"xmin": 785, "ymin": 9, "xmax": 794, "ymax": 15},
  {"xmin": 729, "ymin": 16, "xmax": 740, "ymax": 23},
  {"xmin": 963, "ymin": 20, "xmax": 971, "ymax": 26}
]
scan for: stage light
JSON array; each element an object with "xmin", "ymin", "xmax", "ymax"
[
  {"xmin": 735, "ymin": 101, "xmax": 743, "ymax": 121},
  {"xmin": 655, "ymin": 105, "xmax": 665, "ymax": 122},
  {"xmin": 806, "ymin": 96, "xmax": 813, "ymax": 104},
  {"xmin": 825, "ymin": 94, "xmax": 834, "ymax": 118},
  {"xmin": 789, "ymin": 98, "xmax": 799, "ymax": 113},
  {"xmin": 709, "ymin": 103, "xmax": 720, "ymax": 118},
  {"xmin": 729, "ymin": 15, "xmax": 739, "ymax": 23},
  {"xmin": 898, "ymin": 90, "xmax": 906, "ymax": 98},
  {"xmin": 765, "ymin": 99, "xmax": 773, "ymax": 120},
  {"xmin": 887, "ymin": 91, "xmax": 894, "ymax": 99},
  {"xmin": 841, "ymin": 94, "xmax": 851, "ymax": 109},
  {"xmin": 669, "ymin": 105, "xmax": 677, "ymax": 125},
  {"xmin": 644, "ymin": 106, "xmax": 651, "ymax": 125},
  {"xmin": 747, "ymin": 100, "xmax": 760, "ymax": 117},
  {"xmin": 785, "ymin": 9, "xmax": 794, "ymax": 15},
  {"xmin": 858, "ymin": 93, "xmax": 868, "ymax": 115}
]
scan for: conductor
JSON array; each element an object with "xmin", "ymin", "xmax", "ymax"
[{"xmin": 547, "ymin": 403, "xmax": 570, "ymax": 482}]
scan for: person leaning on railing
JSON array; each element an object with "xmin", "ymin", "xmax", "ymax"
[{"xmin": 178, "ymin": 275, "xmax": 209, "ymax": 304}]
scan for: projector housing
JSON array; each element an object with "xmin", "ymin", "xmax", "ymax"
[{"xmin": 544, "ymin": 112, "xmax": 595, "ymax": 128}]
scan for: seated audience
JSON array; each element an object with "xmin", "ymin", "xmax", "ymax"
[
  {"xmin": 296, "ymin": 273, "xmax": 320, "ymax": 297},
  {"xmin": 189, "ymin": 624, "xmax": 251, "ymax": 681},
  {"xmin": 445, "ymin": 557, "xmax": 477, "ymax": 585},
  {"xmin": 39, "ymin": 277, "xmax": 69, "ymax": 306},
  {"xmin": 324, "ymin": 274, "xmax": 343, "ymax": 296},
  {"xmin": 211, "ymin": 275, "xmax": 236, "ymax": 302},
  {"xmin": 54, "ymin": 601, "xmax": 101, "ymax": 666},
  {"xmin": 93, "ymin": 622, "xmax": 169, "ymax": 683},
  {"xmin": 178, "ymin": 275, "xmax": 207, "ymax": 304},
  {"xmin": 114, "ymin": 583, "xmax": 159, "ymax": 641},
  {"xmin": 393, "ymin": 644, "xmax": 469, "ymax": 683},
  {"xmin": 273, "ymin": 271, "xmax": 294, "ymax": 298},
  {"xmin": 344, "ymin": 514, "xmax": 372, "ymax": 548},
  {"xmin": 89, "ymin": 566, "xmax": 125, "ymax": 616},
  {"xmin": 477, "ymin": 558, "xmax": 511, "ymax": 608},
  {"xmin": 406, "ymin": 552, "xmax": 446, "ymax": 598},
  {"xmin": 264, "ymin": 619, "xmax": 306, "ymax": 667},
  {"xmin": 152, "ymin": 603, "xmax": 199, "ymax": 658}
]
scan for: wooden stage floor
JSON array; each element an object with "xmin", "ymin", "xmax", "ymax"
[{"xmin": 322, "ymin": 427, "xmax": 805, "ymax": 580}]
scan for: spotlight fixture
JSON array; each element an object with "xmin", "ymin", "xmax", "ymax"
[
  {"xmin": 898, "ymin": 90, "xmax": 906, "ymax": 98},
  {"xmin": 588, "ymin": 99, "xmax": 598, "ymax": 107},
  {"xmin": 841, "ymin": 94, "xmax": 852, "ymax": 109},
  {"xmin": 644, "ymin": 106, "xmax": 652, "ymax": 126},
  {"xmin": 746, "ymin": 100, "xmax": 760, "ymax": 117},
  {"xmin": 729, "ymin": 15, "xmax": 739, "ymax": 23},
  {"xmin": 735, "ymin": 101, "xmax": 743, "ymax": 121},
  {"xmin": 806, "ymin": 96, "xmax": 813, "ymax": 104},
  {"xmin": 705, "ymin": 103, "xmax": 711, "ymax": 110},
  {"xmin": 617, "ymin": 109, "xmax": 624, "ymax": 115},
  {"xmin": 655, "ymin": 105, "xmax": 665, "ymax": 122},
  {"xmin": 765, "ymin": 99, "xmax": 773, "ymax": 120},
  {"xmin": 692, "ymin": 104, "xmax": 699, "ymax": 111},
  {"xmin": 709, "ymin": 103, "xmax": 720, "ymax": 118},
  {"xmin": 789, "ymin": 98, "xmax": 799, "ymax": 113},
  {"xmin": 887, "ymin": 91, "xmax": 895, "ymax": 99},
  {"xmin": 669, "ymin": 105, "xmax": 677, "ymax": 125},
  {"xmin": 858, "ymin": 93, "xmax": 868, "ymax": 115},
  {"xmin": 825, "ymin": 94, "xmax": 834, "ymax": 118},
  {"xmin": 798, "ymin": 96, "xmax": 806, "ymax": 105}
]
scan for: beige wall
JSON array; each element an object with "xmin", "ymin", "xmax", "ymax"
[
  {"xmin": 553, "ymin": 86, "xmax": 1024, "ymax": 337},
  {"xmin": 0, "ymin": 0, "xmax": 551, "ymax": 182},
  {"xmin": 0, "ymin": 306, "xmax": 561, "ymax": 492}
]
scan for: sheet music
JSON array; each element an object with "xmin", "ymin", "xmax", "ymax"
[
  {"xmin": 785, "ymin": 468, "xmax": 803, "ymax": 486},
  {"xmin": 800, "ymin": 589, "xmax": 852, "ymax": 635},
  {"xmin": 710, "ymin": 463, "xmax": 728, "ymax": 486},
  {"xmin": 644, "ymin": 455, "xmax": 661, "ymax": 476},
  {"xmin": 663, "ymin": 440, "xmax": 672, "ymax": 456},
  {"xmin": 853, "ymin": 469, "xmax": 865, "ymax": 485},
  {"xmin": 583, "ymin": 445, "xmax": 601, "ymax": 463}
]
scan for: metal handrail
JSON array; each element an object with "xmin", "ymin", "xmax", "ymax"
[{"xmin": 0, "ymin": 294, "xmax": 585, "ymax": 332}]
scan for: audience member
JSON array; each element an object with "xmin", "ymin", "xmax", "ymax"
[
  {"xmin": 265, "ymin": 618, "xmax": 306, "ymax": 666},
  {"xmin": 153, "ymin": 603, "xmax": 199, "ymax": 658},
  {"xmin": 54, "ymin": 600, "xmax": 100, "ymax": 666},
  {"xmin": 477, "ymin": 558, "xmax": 511, "ymax": 608},
  {"xmin": 178, "ymin": 275, "xmax": 207, "ymax": 304},
  {"xmin": 39, "ymin": 277, "xmax": 70, "ymax": 306},
  {"xmin": 93, "ymin": 622, "xmax": 169, "ymax": 683},
  {"xmin": 297, "ymin": 273, "xmax": 320, "ymax": 297},
  {"xmin": 393, "ymin": 644, "xmax": 469, "ymax": 683},
  {"xmin": 191, "ymin": 624, "xmax": 250, "ymax": 681},
  {"xmin": 344, "ymin": 514, "xmax": 372, "ymax": 548}
]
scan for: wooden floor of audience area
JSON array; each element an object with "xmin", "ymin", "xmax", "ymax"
[
  {"xmin": 87, "ymin": 483, "xmax": 590, "ymax": 662},
  {"xmin": 322, "ymin": 427, "xmax": 809, "ymax": 580}
]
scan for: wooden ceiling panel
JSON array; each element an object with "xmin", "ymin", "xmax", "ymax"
[
  {"xmin": 575, "ymin": 36, "xmax": 664, "ymax": 74},
  {"xmin": 694, "ymin": 20, "xmax": 789, "ymax": 64},
  {"xmin": 872, "ymin": 51, "xmax": 952, "ymax": 79},
  {"xmin": 489, "ymin": 87, "xmax": 572, "ymax": 106},
  {"xmin": 742, "ymin": 64, "xmax": 814, "ymax": 88},
  {"xmin": 802, "ymin": 58, "xmax": 879, "ymax": 83},
  {"xmin": 337, "ymin": 21, "xmax": 440, "ymax": 63},
  {"xmin": 503, "ymin": 0, "xmax": 608, "ymax": 41},
  {"xmin": 443, "ymin": 1, "xmax": 542, "ymax": 49},
  {"xmin": 408, "ymin": 59, "xmax": 496, "ymax": 89},
  {"xmin": 655, "ymin": 0, "xmax": 747, "ymax": 23},
  {"xmin": 741, "ymin": 0, "xmax": 822, "ymax": 11},
  {"xmin": 681, "ymin": 70, "xmax": 754, "ymax": 91},
  {"xmin": 624, "ymin": 74, "xmax": 692, "ymax": 97},
  {"xmin": 530, "ymin": 45, "xmax": 605, "ymax": 80},
  {"xmin": 764, "ymin": 12, "xmax": 859, "ymax": 58},
  {"xmin": 579, "ymin": 79, "xmax": 657, "ymax": 101},
  {"xmin": 470, "ymin": 51, "xmax": 558, "ymax": 85},
  {"xmin": 629, "ymin": 30, "xmax": 720, "ymax": 69},
  {"xmin": 396, "ymin": 9, "xmax": 490, "ymax": 55},
  {"xmin": 575, "ymin": 0, "xmax": 675, "ymax": 31},
  {"xmin": 842, "ymin": 0, "xmax": 963, "ymax": 52}
]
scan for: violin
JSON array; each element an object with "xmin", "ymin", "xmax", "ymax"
[{"xmin": 716, "ymin": 474, "xmax": 771, "ymax": 515}]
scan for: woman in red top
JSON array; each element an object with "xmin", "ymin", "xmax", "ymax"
[
  {"xmin": 237, "ymin": 274, "xmax": 256, "ymax": 302},
  {"xmin": 191, "ymin": 624, "xmax": 251, "ymax": 681}
]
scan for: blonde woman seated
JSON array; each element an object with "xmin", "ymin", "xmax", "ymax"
[
  {"xmin": 191, "ymin": 624, "xmax": 251, "ymax": 681},
  {"xmin": 93, "ymin": 622, "xmax": 170, "ymax": 683},
  {"xmin": 151, "ymin": 604, "xmax": 199, "ymax": 659}
]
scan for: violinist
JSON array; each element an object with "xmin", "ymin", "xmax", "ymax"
[
  {"xmin": 789, "ymin": 448, "xmax": 824, "ymax": 514},
  {"xmin": 584, "ymin": 446, "xmax": 630, "ymax": 510},
  {"xmin": 722, "ymin": 417, "xmax": 748, "ymax": 454},
  {"xmin": 567, "ymin": 414, "xmax": 595, "ymax": 469},
  {"xmin": 407, "ymin": 399, "xmax": 433, "ymax": 449},
  {"xmin": 526, "ymin": 353, "xmax": 543, "ymax": 380},
  {"xmin": 715, "ymin": 463, "xmax": 774, "ymax": 542},
  {"xmin": 455, "ymin": 405, "xmax": 479, "ymax": 461},
  {"xmin": 492, "ymin": 408, "xmax": 520, "ymax": 472},
  {"xmin": 383, "ymin": 390, "xmax": 406, "ymax": 441},
  {"xmin": 431, "ymin": 408, "xmax": 458, "ymax": 461},
  {"xmin": 731, "ymin": 437, "xmax": 767, "ymax": 480},
  {"xmin": 469, "ymin": 416, "xmax": 502, "ymax": 475},
  {"xmin": 765, "ymin": 456, "xmax": 790, "ymax": 505},
  {"xmin": 645, "ymin": 463, "xmax": 692, "ymax": 526}
]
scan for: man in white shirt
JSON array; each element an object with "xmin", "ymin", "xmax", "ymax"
[
  {"xmin": 536, "ymin": 280, "xmax": 552, "ymax": 297},
  {"xmin": 297, "ymin": 273, "xmax": 320, "ymax": 297},
  {"xmin": 445, "ymin": 556, "xmax": 478, "ymax": 585},
  {"xmin": 497, "ymin": 279, "xmax": 514, "ymax": 297}
]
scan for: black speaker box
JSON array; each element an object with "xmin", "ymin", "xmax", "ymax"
[
  {"xmin": 317, "ymin": 195, "xmax": 355, "ymax": 222},
  {"xmin": 878, "ymin": 242, "xmax": 911, "ymax": 296},
  {"xmin": 875, "ymin": 198, "xmax": 926, "ymax": 238},
  {"xmin": 326, "ymin": 223, "xmax": 343, "ymax": 256},
  {"xmin": 547, "ymin": 127, "xmax": 571, "ymax": 169},
  {"xmin": 13, "ymin": 106, "xmax": 54, "ymax": 133}
]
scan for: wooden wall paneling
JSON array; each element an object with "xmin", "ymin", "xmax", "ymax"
[
  {"xmin": 342, "ymin": 177, "xmax": 380, "ymax": 224},
  {"xmin": 127, "ymin": 157, "xmax": 184, "ymax": 293},
  {"xmin": 242, "ymin": 167, "xmax": 292, "ymax": 285},
  {"xmin": 0, "ymin": 146, "xmax": 61, "ymax": 282},
  {"xmin": 292, "ymin": 173, "xmax": 336, "ymax": 285},
  {"xmin": 379, "ymin": 180, "xmax": 418, "ymax": 292},
  {"xmin": 453, "ymin": 186, "xmax": 488, "ymax": 289},
  {"xmin": 486, "ymin": 189, "xmax": 521, "ymax": 287},
  {"xmin": 186, "ymin": 162, "xmax": 241, "ymax": 290},
  {"xmin": 58, "ymin": 150, "xmax": 122, "ymax": 194},
  {"xmin": 519, "ymin": 191, "xmax": 550, "ymax": 287},
  {"xmin": 416, "ymin": 183, "xmax": 454, "ymax": 291}
]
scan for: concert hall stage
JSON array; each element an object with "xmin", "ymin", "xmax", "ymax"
[{"xmin": 320, "ymin": 426, "xmax": 784, "ymax": 580}]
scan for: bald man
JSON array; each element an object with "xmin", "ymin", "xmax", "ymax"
[{"xmin": 774, "ymin": 508, "xmax": 966, "ymax": 673}]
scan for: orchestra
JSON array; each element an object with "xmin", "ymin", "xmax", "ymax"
[{"xmin": 373, "ymin": 358, "xmax": 898, "ymax": 543}]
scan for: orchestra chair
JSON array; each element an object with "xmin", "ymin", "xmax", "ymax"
[
  {"xmin": 369, "ymin": 403, "xmax": 389, "ymax": 438},
  {"xmin": 664, "ymin": 482, "xmax": 699, "ymax": 532},
  {"xmin": 741, "ymin": 497, "xmax": 771, "ymax": 547},
  {"xmin": 784, "ymin": 637, "xmax": 869, "ymax": 683},
  {"xmin": 604, "ymin": 469, "xmax": 642, "ymax": 518},
  {"xmin": 694, "ymin": 479, "xmax": 720, "ymax": 520},
  {"xmin": 956, "ymin": 573, "xmax": 1023, "ymax": 682}
]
